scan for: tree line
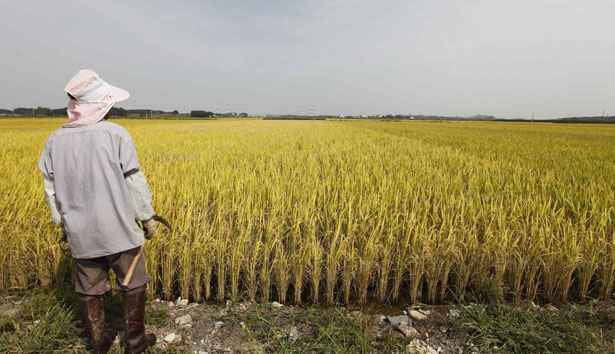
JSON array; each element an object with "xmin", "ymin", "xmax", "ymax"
[{"xmin": 0, "ymin": 107, "xmax": 248, "ymax": 118}]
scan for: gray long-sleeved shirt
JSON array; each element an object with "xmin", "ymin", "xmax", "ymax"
[{"xmin": 38, "ymin": 121, "xmax": 154, "ymax": 259}]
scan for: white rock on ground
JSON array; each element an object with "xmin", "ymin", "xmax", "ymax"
[
  {"xmin": 175, "ymin": 314, "xmax": 192, "ymax": 327},
  {"xmin": 238, "ymin": 302, "xmax": 250, "ymax": 312},
  {"xmin": 271, "ymin": 301, "xmax": 284, "ymax": 309},
  {"xmin": 175, "ymin": 297, "xmax": 189, "ymax": 306},
  {"xmin": 544, "ymin": 304, "xmax": 559, "ymax": 312},
  {"xmin": 350, "ymin": 310, "xmax": 361, "ymax": 317},
  {"xmin": 447, "ymin": 308, "xmax": 460, "ymax": 319},
  {"xmin": 406, "ymin": 338, "xmax": 438, "ymax": 354},
  {"xmin": 288, "ymin": 326, "xmax": 300, "ymax": 342},
  {"xmin": 164, "ymin": 333, "xmax": 180, "ymax": 343},
  {"xmin": 386, "ymin": 315, "xmax": 411, "ymax": 327},
  {"xmin": 396, "ymin": 323, "xmax": 419, "ymax": 338},
  {"xmin": 214, "ymin": 321, "xmax": 224, "ymax": 330},
  {"xmin": 409, "ymin": 310, "xmax": 428, "ymax": 321}
]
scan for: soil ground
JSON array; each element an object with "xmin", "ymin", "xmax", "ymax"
[{"xmin": 1, "ymin": 289, "xmax": 615, "ymax": 353}]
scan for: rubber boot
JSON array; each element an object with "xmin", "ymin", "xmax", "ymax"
[
  {"xmin": 79, "ymin": 295, "xmax": 116, "ymax": 354},
  {"xmin": 123, "ymin": 285, "xmax": 156, "ymax": 354}
]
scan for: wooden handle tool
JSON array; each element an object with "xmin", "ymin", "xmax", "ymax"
[{"xmin": 122, "ymin": 246, "xmax": 143, "ymax": 287}]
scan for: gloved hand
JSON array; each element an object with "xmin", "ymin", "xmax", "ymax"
[{"xmin": 143, "ymin": 218, "xmax": 157, "ymax": 239}]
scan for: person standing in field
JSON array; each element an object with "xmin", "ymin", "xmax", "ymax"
[{"xmin": 38, "ymin": 69, "xmax": 158, "ymax": 354}]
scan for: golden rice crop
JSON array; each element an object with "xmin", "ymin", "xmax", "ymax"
[{"xmin": 1, "ymin": 118, "xmax": 614, "ymax": 305}]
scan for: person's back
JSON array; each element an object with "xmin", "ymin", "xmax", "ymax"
[
  {"xmin": 40, "ymin": 121, "xmax": 144, "ymax": 258},
  {"xmin": 38, "ymin": 69, "xmax": 158, "ymax": 354}
]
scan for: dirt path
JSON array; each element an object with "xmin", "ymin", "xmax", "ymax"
[
  {"xmin": 2, "ymin": 290, "xmax": 614, "ymax": 353},
  {"xmin": 146, "ymin": 298, "xmax": 466, "ymax": 353}
]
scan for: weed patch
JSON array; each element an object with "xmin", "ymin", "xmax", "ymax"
[
  {"xmin": 452, "ymin": 304, "xmax": 608, "ymax": 353},
  {"xmin": 244, "ymin": 305, "xmax": 407, "ymax": 353},
  {"xmin": 0, "ymin": 291, "xmax": 85, "ymax": 353}
]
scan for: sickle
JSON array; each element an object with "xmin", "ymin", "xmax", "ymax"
[{"xmin": 151, "ymin": 214, "xmax": 172, "ymax": 230}]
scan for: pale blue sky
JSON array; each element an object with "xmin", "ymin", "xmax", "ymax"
[{"xmin": 1, "ymin": 0, "xmax": 614, "ymax": 118}]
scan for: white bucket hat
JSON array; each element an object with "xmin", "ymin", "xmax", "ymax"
[{"xmin": 64, "ymin": 69, "xmax": 130, "ymax": 127}]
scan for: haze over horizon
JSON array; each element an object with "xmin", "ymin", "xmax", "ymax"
[{"xmin": 1, "ymin": 1, "xmax": 614, "ymax": 118}]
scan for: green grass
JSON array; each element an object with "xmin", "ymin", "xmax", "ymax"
[
  {"xmin": 0, "ymin": 290, "xmax": 85, "ymax": 353},
  {"xmin": 0, "ymin": 289, "xmax": 177, "ymax": 354},
  {"xmin": 243, "ymin": 305, "xmax": 407, "ymax": 353},
  {"xmin": 1, "ymin": 289, "xmax": 407, "ymax": 353},
  {"xmin": 4, "ymin": 289, "xmax": 615, "ymax": 353},
  {"xmin": 145, "ymin": 306, "xmax": 170, "ymax": 327},
  {"xmin": 452, "ymin": 303, "xmax": 615, "ymax": 353}
]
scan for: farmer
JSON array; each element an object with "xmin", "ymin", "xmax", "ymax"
[{"xmin": 38, "ymin": 69, "xmax": 158, "ymax": 354}]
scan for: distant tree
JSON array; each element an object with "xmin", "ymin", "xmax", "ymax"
[
  {"xmin": 239, "ymin": 112, "xmax": 248, "ymax": 118},
  {"xmin": 14, "ymin": 107, "xmax": 34, "ymax": 115},
  {"xmin": 51, "ymin": 108, "xmax": 66, "ymax": 116},
  {"xmin": 34, "ymin": 107, "xmax": 52, "ymax": 116},
  {"xmin": 108, "ymin": 107, "xmax": 127, "ymax": 117},
  {"xmin": 126, "ymin": 109, "xmax": 151, "ymax": 117},
  {"xmin": 190, "ymin": 110, "xmax": 214, "ymax": 118}
]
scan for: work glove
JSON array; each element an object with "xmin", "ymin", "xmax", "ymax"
[{"xmin": 143, "ymin": 218, "xmax": 158, "ymax": 239}]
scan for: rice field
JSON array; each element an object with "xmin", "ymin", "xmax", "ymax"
[{"xmin": 1, "ymin": 118, "xmax": 614, "ymax": 305}]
